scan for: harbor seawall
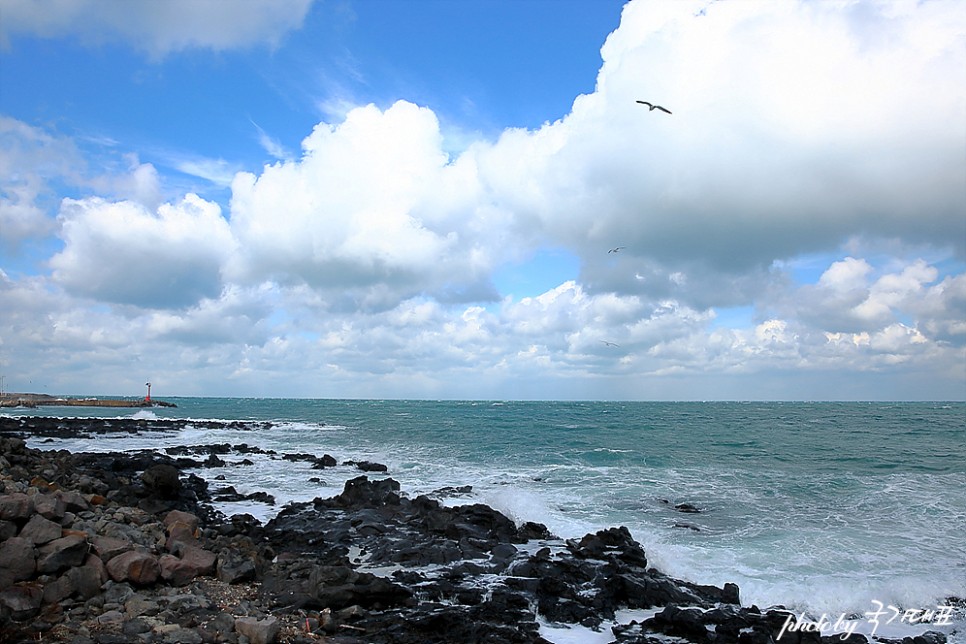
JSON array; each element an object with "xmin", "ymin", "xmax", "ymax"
[{"xmin": 0, "ymin": 393, "xmax": 176, "ymax": 408}]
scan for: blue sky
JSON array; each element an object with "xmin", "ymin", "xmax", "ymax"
[
  {"xmin": 1, "ymin": 0, "xmax": 625, "ymax": 206},
  {"xmin": 1, "ymin": 0, "xmax": 964, "ymax": 400}
]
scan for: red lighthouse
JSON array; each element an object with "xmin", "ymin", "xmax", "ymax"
[{"xmin": 145, "ymin": 382, "xmax": 152, "ymax": 403}]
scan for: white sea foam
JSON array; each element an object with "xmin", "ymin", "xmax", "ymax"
[
  {"xmin": 538, "ymin": 619, "xmax": 614, "ymax": 644},
  {"xmin": 538, "ymin": 609, "xmax": 662, "ymax": 644}
]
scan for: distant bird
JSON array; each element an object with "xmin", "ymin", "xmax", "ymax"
[
  {"xmin": 608, "ymin": 247, "xmax": 626, "ymax": 254},
  {"xmin": 600, "ymin": 340, "xmax": 620, "ymax": 348},
  {"xmin": 636, "ymin": 100, "xmax": 671, "ymax": 114}
]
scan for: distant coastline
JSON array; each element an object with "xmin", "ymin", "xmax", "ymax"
[{"xmin": 0, "ymin": 392, "xmax": 176, "ymax": 408}]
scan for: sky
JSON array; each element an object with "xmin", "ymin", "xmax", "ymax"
[{"xmin": 0, "ymin": 0, "xmax": 964, "ymax": 401}]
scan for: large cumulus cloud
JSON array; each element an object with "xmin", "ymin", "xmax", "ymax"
[
  {"xmin": 227, "ymin": 101, "xmax": 508, "ymax": 310},
  {"xmin": 50, "ymin": 194, "xmax": 234, "ymax": 308},
  {"xmin": 481, "ymin": 0, "xmax": 965, "ymax": 299}
]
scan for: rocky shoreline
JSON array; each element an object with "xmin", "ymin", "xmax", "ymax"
[{"xmin": 0, "ymin": 416, "xmax": 955, "ymax": 644}]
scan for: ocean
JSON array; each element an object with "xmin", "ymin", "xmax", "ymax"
[{"xmin": 8, "ymin": 399, "xmax": 965, "ymax": 642}]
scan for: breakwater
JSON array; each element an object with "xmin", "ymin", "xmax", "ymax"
[{"xmin": 0, "ymin": 393, "xmax": 175, "ymax": 409}]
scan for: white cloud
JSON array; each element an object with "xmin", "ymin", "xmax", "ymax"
[
  {"xmin": 50, "ymin": 194, "xmax": 234, "ymax": 308},
  {"xmin": 915, "ymin": 273, "xmax": 966, "ymax": 346},
  {"xmin": 790, "ymin": 257, "xmax": 948, "ymax": 335},
  {"xmin": 226, "ymin": 101, "xmax": 508, "ymax": 309},
  {"xmin": 89, "ymin": 154, "xmax": 164, "ymax": 211},
  {"xmin": 171, "ymin": 156, "xmax": 242, "ymax": 188},
  {"xmin": 472, "ymin": 0, "xmax": 965, "ymax": 289},
  {"xmin": 0, "ymin": 0, "xmax": 316, "ymax": 58},
  {"xmin": 253, "ymin": 125, "xmax": 292, "ymax": 162},
  {"xmin": 818, "ymin": 257, "xmax": 873, "ymax": 292}
]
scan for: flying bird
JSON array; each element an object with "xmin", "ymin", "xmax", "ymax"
[
  {"xmin": 600, "ymin": 340, "xmax": 620, "ymax": 348},
  {"xmin": 636, "ymin": 100, "xmax": 671, "ymax": 114},
  {"xmin": 608, "ymin": 247, "xmax": 626, "ymax": 254}
]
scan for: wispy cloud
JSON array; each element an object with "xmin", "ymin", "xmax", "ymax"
[
  {"xmin": 250, "ymin": 119, "xmax": 292, "ymax": 161},
  {"xmin": 170, "ymin": 156, "xmax": 242, "ymax": 188}
]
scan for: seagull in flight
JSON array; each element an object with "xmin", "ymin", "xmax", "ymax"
[
  {"xmin": 636, "ymin": 100, "xmax": 671, "ymax": 114},
  {"xmin": 608, "ymin": 246, "xmax": 626, "ymax": 254},
  {"xmin": 600, "ymin": 340, "xmax": 620, "ymax": 348}
]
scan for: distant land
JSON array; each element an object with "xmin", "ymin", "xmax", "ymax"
[{"xmin": 0, "ymin": 392, "xmax": 176, "ymax": 409}]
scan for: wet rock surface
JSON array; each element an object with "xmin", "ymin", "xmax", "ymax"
[{"xmin": 0, "ymin": 417, "xmax": 955, "ymax": 643}]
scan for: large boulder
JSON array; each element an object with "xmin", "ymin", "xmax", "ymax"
[
  {"xmin": 0, "ymin": 537, "xmax": 37, "ymax": 587},
  {"xmin": 569, "ymin": 526, "xmax": 648, "ymax": 568},
  {"xmin": 164, "ymin": 511, "xmax": 202, "ymax": 553},
  {"xmin": 19, "ymin": 513, "xmax": 62, "ymax": 545},
  {"xmin": 90, "ymin": 535, "xmax": 134, "ymax": 562},
  {"xmin": 0, "ymin": 493, "xmax": 33, "ymax": 522},
  {"xmin": 53, "ymin": 489, "xmax": 88, "ymax": 512},
  {"xmin": 42, "ymin": 573, "xmax": 75, "ymax": 605},
  {"xmin": 36, "ymin": 534, "xmax": 88, "ymax": 574},
  {"xmin": 163, "ymin": 509, "xmax": 200, "ymax": 534},
  {"xmin": 68, "ymin": 558, "xmax": 107, "ymax": 599},
  {"xmin": 141, "ymin": 464, "xmax": 181, "ymax": 499},
  {"xmin": 106, "ymin": 550, "xmax": 161, "ymax": 586},
  {"xmin": 216, "ymin": 549, "xmax": 256, "ymax": 584},
  {"xmin": 159, "ymin": 546, "xmax": 215, "ymax": 586},
  {"xmin": 0, "ymin": 582, "xmax": 43, "ymax": 621},
  {"xmin": 308, "ymin": 565, "xmax": 413, "ymax": 610},
  {"xmin": 330, "ymin": 476, "xmax": 401, "ymax": 508},
  {"xmin": 31, "ymin": 493, "xmax": 66, "ymax": 521}
]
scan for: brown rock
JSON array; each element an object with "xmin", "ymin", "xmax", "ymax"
[
  {"xmin": 0, "ymin": 493, "xmax": 34, "ymax": 521},
  {"xmin": 159, "ymin": 554, "xmax": 194, "ymax": 586},
  {"xmin": 36, "ymin": 534, "xmax": 89, "ymax": 574},
  {"xmin": 19, "ymin": 513, "xmax": 62, "ymax": 545},
  {"xmin": 159, "ymin": 545, "xmax": 216, "ymax": 586},
  {"xmin": 29, "ymin": 476, "xmax": 54, "ymax": 491},
  {"xmin": 60, "ymin": 528, "xmax": 89, "ymax": 539},
  {"xmin": 32, "ymin": 493, "xmax": 66, "ymax": 521},
  {"xmin": 164, "ymin": 509, "xmax": 200, "ymax": 534},
  {"xmin": 180, "ymin": 545, "xmax": 217, "ymax": 575},
  {"xmin": 91, "ymin": 535, "xmax": 133, "ymax": 562},
  {"xmin": 165, "ymin": 522, "xmax": 198, "ymax": 552},
  {"xmin": 106, "ymin": 550, "xmax": 160, "ymax": 586}
]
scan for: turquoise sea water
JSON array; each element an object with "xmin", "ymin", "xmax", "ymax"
[{"xmin": 9, "ymin": 399, "xmax": 966, "ymax": 639}]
